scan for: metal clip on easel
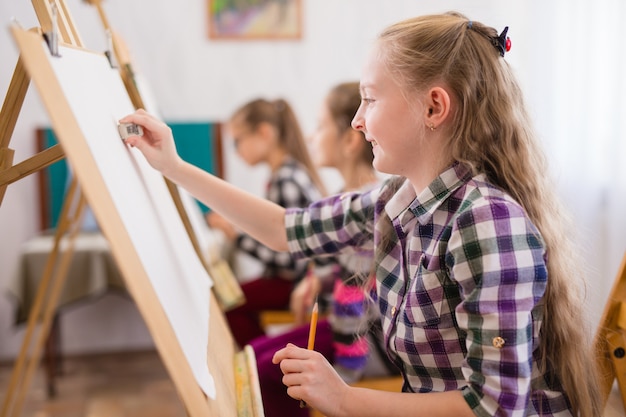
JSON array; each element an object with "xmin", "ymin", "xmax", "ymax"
[{"xmin": 44, "ymin": 2, "xmax": 60, "ymax": 57}]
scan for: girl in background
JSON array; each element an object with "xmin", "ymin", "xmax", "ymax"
[{"xmin": 207, "ymin": 98, "xmax": 327, "ymax": 348}]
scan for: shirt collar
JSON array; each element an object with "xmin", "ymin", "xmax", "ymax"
[{"xmin": 385, "ymin": 163, "xmax": 474, "ymax": 226}]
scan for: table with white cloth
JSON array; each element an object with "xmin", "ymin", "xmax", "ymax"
[
  {"xmin": 7, "ymin": 231, "xmax": 125, "ymax": 325},
  {"xmin": 5, "ymin": 231, "xmax": 125, "ymax": 396}
]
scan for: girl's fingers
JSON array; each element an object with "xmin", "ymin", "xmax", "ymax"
[
  {"xmin": 272, "ymin": 343, "xmax": 311, "ymax": 364},
  {"xmin": 126, "ymin": 134, "xmax": 150, "ymax": 151},
  {"xmin": 279, "ymin": 357, "xmax": 316, "ymax": 375},
  {"xmin": 119, "ymin": 108, "xmax": 149, "ymax": 122},
  {"xmin": 119, "ymin": 110, "xmax": 168, "ymax": 134}
]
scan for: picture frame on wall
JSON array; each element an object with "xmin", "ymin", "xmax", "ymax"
[{"xmin": 208, "ymin": 0, "xmax": 302, "ymax": 40}]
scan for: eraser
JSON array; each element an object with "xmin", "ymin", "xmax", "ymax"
[{"xmin": 118, "ymin": 122, "xmax": 143, "ymax": 140}]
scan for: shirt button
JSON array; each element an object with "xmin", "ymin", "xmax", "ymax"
[
  {"xmin": 391, "ymin": 307, "xmax": 397, "ymax": 317},
  {"xmin": 492, "ymin": 336, "xmax": 505, "ymax": 349}
]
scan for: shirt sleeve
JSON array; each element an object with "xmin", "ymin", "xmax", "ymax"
[
  {"xmin": 285, "ymin": 189, "xmax": 379, "ymax": 260},
  {"xmin": 447, "ymin": 197, "xmax": 547, "ymax": 417},
  {"xmin": 284, "ymin": 189, "xmax": 380, "ymax": 383}
]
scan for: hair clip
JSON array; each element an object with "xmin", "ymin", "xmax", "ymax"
[
  {"xmin": 492, "ymin": 26, "xmax": 511, "ymax": 57},
  {"xmin": 467, "ymin": 21, "xmax": 511, "ymax": 57}
]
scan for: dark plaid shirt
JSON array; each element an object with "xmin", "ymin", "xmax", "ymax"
[
  {"xmin": 285, "ymin": 163, "xmax": 571, "ymax": 416},
  {"xmin": 236, "ymin": 157, "xmax": 322, "ymax": 281}
]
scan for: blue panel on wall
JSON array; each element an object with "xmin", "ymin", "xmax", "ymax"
[
  {"xmin": 168, "ymin": 122, "xmax": 216, "ymax": 214},
  {"xmin": 42, "ymin": 129, "xmax": 69, "ymax": 229},
  {"xmin": 40, "ymin": 121, "xmax": 218, "ymax": 227}
]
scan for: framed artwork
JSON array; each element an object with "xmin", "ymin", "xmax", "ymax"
[{"xmin": 208, "ymin": 0, "xmax": 302, "ymax": 40}]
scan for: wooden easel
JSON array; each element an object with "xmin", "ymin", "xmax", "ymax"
[
  {"xmin": 2, "ymin": 3, "xmax": 263, "ymax": 417},
  {"xmin": 0, "ymin": 0, "xmax": 77, "ymax": 204},
  {"xmin": 0, "ymin": 0, "xmax": 86, "ymax": 203},
  {"xmin": 595, "ymin": 252, "xmax": 626, "ymax": 411},
  {"xmin": 0, "ymin": 3, "xmax": 91, "ymax": 415},
  {"xmin": 1, "ymin": 0, "xmax": 238, "ymax": 403}
]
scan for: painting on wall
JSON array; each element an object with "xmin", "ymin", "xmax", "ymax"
[{"xmin": 208, "ymin": 0, "xmax": 302, "ymax": 40}]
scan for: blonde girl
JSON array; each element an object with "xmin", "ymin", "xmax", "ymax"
[{"xmin": 122, "ymin": 11, "xmax": 602, "ymax": 416}]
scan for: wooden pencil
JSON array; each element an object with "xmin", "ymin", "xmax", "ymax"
[{"xmin": 300, "ymin": 298, "xmax": 319, "ymax": 408}]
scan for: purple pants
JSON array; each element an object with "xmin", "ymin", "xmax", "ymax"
[{"xmin": 250, "ymin": 319, "xmax": 334, "ymax": 417}]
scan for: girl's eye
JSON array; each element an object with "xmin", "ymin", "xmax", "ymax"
[{"xmin": 362, "ymin": 98, "xmax": 375, "ymax": 104}]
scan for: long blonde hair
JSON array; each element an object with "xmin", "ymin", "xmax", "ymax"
[{"xmin": 377, "ymin": 12, "xmax": 602, "ymax": 416}]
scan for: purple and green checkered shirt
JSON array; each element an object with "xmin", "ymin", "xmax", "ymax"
[{"xmin": 285, "ymin": 163, "xmax": 572, "ymax": 416}]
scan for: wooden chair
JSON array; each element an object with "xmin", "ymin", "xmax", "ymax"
[
  {"xmin": 594, "ymin": 251, "xmax": 626, "ymax": 411},
  {"xmin": 259, "ymin": 309, "xmax": 299, "ymax": 331}
]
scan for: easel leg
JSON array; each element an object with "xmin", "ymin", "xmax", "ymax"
[
  {"xmin": 0, "ymin": 58, "xmax": 29, "ymax": 149},
  {"xmin": 0, "ymin": 179, "xmax": 86, "ymax": 417},
  {"xmin": 0, "ymin": 148, "xmax": 14, "ymax": 203},
  {"xmin": 0, "ymin": 58, "xmax": 29, "ymax": 205},
  {"xmin": 43, "ymin": 314, "xmax": 61, "ymax": 397}
]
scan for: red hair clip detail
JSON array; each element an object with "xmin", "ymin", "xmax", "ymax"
[
  {"xmin": 494, "ymin": 26, "xmax": 511, "ymax": 57},
  {"xmin": 467, "ymin": 21, "xmax": 511, "ymax": 57}
]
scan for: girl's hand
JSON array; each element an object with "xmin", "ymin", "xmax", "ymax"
[
  {"xmin": 289, "ymin": 273, "xmax": 320, "ymax": 325},
  {"xmin": 119, "ymin": 109, "xmax": 183, "ymax": 176},
  {"xmin": 273, "ymin": 343, "xmax": 349, "ymax": 416}
]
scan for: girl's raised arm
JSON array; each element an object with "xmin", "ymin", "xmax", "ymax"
[{"xmin": 120, "ymin": 109, "xmax": 289, "ymax": 252}]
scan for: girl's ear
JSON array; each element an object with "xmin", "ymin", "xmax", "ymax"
[{"xmin": 424, "ymin": 86, "xmax": 451, "ymax": 130}]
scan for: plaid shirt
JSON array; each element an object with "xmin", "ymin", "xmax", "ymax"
[
  {"xmin": 285, "ymin": 163, "xmax": 571, "ymax": 416},
  {"xmin": 237, "ymin": 157, "xmax": 322, "ymax": 281}
]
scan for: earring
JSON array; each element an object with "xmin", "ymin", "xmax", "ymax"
[{"xmin": 429, "ymin": 124, "xmax": 436, "ymax": 132}]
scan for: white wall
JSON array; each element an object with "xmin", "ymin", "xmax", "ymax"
[{"xmin": 0, "ymin": 0, "xmax": 622, "ymax": 360}]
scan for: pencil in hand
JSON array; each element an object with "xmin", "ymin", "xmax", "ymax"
[
  {"xmin": 300, "ymin": 297, "xmax": 319, "ymax": 408},
  {"xmin": 307, "ymin": 299, "xmax": 319, "ymax": 350}
]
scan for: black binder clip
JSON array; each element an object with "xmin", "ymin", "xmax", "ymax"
[
  {"xmin": 104, "ymin": 29, "xmax": 118, "ymax": 68},
  {"xmin": 43, "ymin": 3, "xmax": 61, "ymax": 57}
]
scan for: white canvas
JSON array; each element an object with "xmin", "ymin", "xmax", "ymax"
[{"xmin": 33, "ymin": 40, "xmax": 216, "ymax": 399}]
